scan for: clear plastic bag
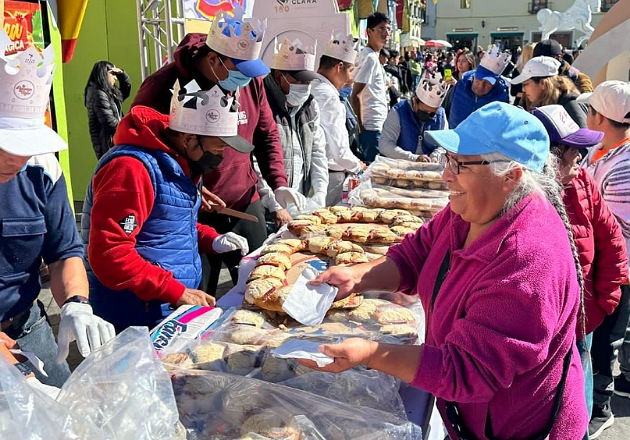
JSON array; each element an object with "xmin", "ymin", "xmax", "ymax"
[
  {"xmin": 365, "ymin": 156, "xmax": 444, "ymax": 182},
  {"xmin": 279, "ymin": 367, "xmax": 407, "ymax": 420},
  {"xmin": 348, "ymin": 179, "xmax": 447, "ymax": 216},
  {"xmin": 0, "ymin": 357, "xmax": 104, "ymax": 439},
  {"xmin": 171, "ymin": 369, "xmax": 422, "ymax": 439},
  {"xmin": 0, "ymin": 327, "xmax": 183, "ymax": 440},
  {"xmin": 57, "ymin": 326, "xmax": 184, "ymax": 440}
]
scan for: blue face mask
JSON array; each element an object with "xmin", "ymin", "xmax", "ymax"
[{"xmin": 215, "ymin": 57, "xmax": 251, "ymax": 91}]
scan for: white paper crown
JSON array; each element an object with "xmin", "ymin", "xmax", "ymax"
[
  {"xmin": 0, "ymin": 32, "xmax": 55, "ymax": 119},
  {"xmin": 272, "ymin": 38, "xmax": 316, "ymax": 72},
  {"xmin": 415, "ymin": 71, "xmax": 450, "ymax": 108},
  {"xmin": 479, "ymin": 44, "xmax": 511, "ymax": 75},
  {"xmin": 323, "ymin": 32, "xmax": 357, "ymax": 64},
  {"xmin": 169, "ymin": 80, "xmax": 238, "ymax": 137},
  {"xmin": 207, "ymin": 6, "xmax": 267, "ymax": 61}
]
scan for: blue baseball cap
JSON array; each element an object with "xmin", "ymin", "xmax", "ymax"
[
  {"xmin": 231, "ymin": 56, "xmax": 269, "ymax": 77},
  {"xmin": 425, "ymin": 102, "xmax": 550, "ymax": 172},
  {"xmin": 474, "ymin": 65, "xmax": 500, "ymax": 85}
]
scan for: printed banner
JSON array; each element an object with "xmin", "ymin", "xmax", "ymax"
[
  {"xmin": 183, "ymin": 0, "xmax": 250, "ymax": 20},
  {"xmin": 3, "ymin": 0, "xmax": 44, "ymax": 55}
]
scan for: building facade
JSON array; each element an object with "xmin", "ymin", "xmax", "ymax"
[{"xmin": 428, "ymin": 0, "xmax": 617, "ymax": 52}]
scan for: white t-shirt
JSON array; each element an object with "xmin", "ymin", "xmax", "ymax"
[
  {"xmin": 311, "ymin": 74, "xmax": 362, "ymax": 173},
  {"xmin": 354, "ymin": 47, "xmax": 388, "ymax": 131}
]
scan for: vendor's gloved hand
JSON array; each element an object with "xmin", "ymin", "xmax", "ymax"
[
  {"xmin": 274, "ymin": 186, "xmax": 306, "ymax": 211},
  {"xmin": 309, "ymin": 192, "xmax": 327, "ymax": 209},
  {"xmin": 212, "ymin": 232, "xmax": 249, "ymax": 256},
  {"xmin": 56, "ymin": 302, "xmax": 116, "ymax": 363}
]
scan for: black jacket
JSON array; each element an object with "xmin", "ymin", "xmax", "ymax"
[{"xmin": 85, "ymin": 71, "xmax": 131, "ymax": 158}]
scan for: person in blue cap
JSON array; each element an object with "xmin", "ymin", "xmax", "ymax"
[
  {"xmin": 300, "ymin": 101, "xmax": 588, "ymax": 440},
  {"xmin": 448, "ymin": 45, "xmax": 510, "ymax": 128}
]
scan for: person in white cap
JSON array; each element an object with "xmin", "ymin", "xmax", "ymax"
[
  {"xmin": 0, "ymin": 36, "xmax": 115, "ymax": 387},
  {"xmin": 379, "ymin": 71, "xmax": 450, "ymax": 162},
  {"xmin": 83, "ymin": 82, "xmax": 252, "ymax": 332},
  {"xmin": 311, "ymin": 32, "xmax": 365, "ymax": 206},
  {"xmin": 132, "ymin": 7, "xmax": 303, "ymax": 291},
  {"xmin": 511, "ymin": 56, "xmax": 587, "ymax": 128},
  {"xmin": 448, "ymin": 44, "xmax": 510, "ymax": 128},
  {"xmin": 259, "ymin": 38, "xmax": 328, "ymax": 226},
  {"xmin": 580, "ymin": 80, "xmax": 630, "ymax": 439}
]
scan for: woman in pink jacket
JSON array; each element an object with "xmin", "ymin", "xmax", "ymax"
[
  {"xmin": 303, "ymin": 102, "xmax": 588, "ymax": 439},
  {"xmin": 532, "ymin": 105, "xmax": 628, "ymax": 422}
]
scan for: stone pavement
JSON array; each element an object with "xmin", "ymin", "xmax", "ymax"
[{"xmin": 39, "ymin": 272, "xmax": 630, "ymax": 439}]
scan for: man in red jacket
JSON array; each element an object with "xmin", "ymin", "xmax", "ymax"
[{"xmin": 132, "ymin": 8, "xmax": 304, "ymax": 290}]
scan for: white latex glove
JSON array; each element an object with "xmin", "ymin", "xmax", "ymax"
[
  {"xmin": 309, "ymin": 192, "xmax": 327, "ymax": 209},
  {"xmin": 26, "ymin": 377, "xmax": 60, "ymax": 400},
  {"xmin": 56, "ymin": 303, "xmax": 116, "ymax": 362},
  {"xmin": 212, "ymin": 232, "xmax": 250, "ymax": 256},
  {"xmin": 274, "ymin": 186, "xmax": 307, "ymax": 211}
]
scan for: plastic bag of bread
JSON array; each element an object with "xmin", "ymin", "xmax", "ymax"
[
  {"xmin": 171, "ymin": 369, "xmax": 422, "ymax": 439},
  {"xmin": 279, "ymin": 367, "xmax": 407, "ymax": 419},
  {"xmin": 371, "ymin": 176, "xmax": 448, "ymax": 190},
  {"xmin": 365, "ymin": 156, "xmax": 444, "ymax": 182}
]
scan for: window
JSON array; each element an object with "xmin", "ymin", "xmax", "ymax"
[
  {"xmin": 528, "ymin": 0, "xmax": 549, "ymax": 14},
  {"xmin": 460, "ymin": 0, "xmax": 471, "ymax": 9},
  {"xmin": 601, "ymin": 0, "xmax": 619, "ymax": 12}
]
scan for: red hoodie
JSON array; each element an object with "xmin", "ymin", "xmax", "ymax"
[
  {"xmin": 88, "ymin": 106, "xmax": 220, "ymax": 304},
  {"xmin": 131, "ymin": 33, "xmax": 288, "ymax": 211}
]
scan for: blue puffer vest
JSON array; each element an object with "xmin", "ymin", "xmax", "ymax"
[
  {"xmin": 448, "ymin": 70, "xmax": 509, "ymax": 128},
  {"xmin": 82, "ymin": 145, "xmax": 202, "ymax": 331},
  {"xmin": 394, "ymin": 99, "xmax": 446, "ymax": 155}
]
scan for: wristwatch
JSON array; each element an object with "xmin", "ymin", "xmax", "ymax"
[
  {"xmin": 62, "ymin": 295, "xmax": 90, "ymax": 306},
  {"xmin": 14, "ymin": 361, "xmax": 33, "ymax": 377}
]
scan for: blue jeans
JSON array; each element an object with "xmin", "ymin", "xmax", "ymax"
[
  {"xmin": 4, "ymin": 301, "xmax": 71, "ymax": 387},
  {"xmin": 592, "ymin": 284, "xmax": 630, "ymax": 408},
  {"xmin": 577, "ymin": 333, "xmax": 593, "ymax": 420},
  {"xmin": 360, "ymin": 130, "xmax": 381, "ymax": 163}
]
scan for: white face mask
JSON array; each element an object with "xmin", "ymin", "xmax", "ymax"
[{"xmin": 286, "ymin": 83, "xmax": 311, "ymax": 107}]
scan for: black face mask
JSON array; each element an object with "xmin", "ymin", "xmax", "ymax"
[
  {"xmin": 188, "ymin": 151, "xmax": 223, "ymax": 175},
  {"xmin": 415, "ymin": 110, "xmax": 435, "ymax": 123}
]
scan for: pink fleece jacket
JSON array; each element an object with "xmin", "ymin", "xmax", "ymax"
[{"xmin": 387, "ymin": 194, "xmax": 587, "ymax": 440}]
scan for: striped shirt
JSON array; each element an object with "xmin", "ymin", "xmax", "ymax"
[{"xmin": 583, "ymin": 141, "xmax": 630, "ymax": 253}]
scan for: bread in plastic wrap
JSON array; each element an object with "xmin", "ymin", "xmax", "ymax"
[{"xmin": 171, "ymin": 370, "xmax": 422, "ymax": 439}]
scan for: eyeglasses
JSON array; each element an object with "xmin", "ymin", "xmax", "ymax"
[
  {"xmin": 443, "ymin": 153, "xmax": 510, "ymax": 175},
  {"xmin": 370, "ymin": 25, "xmax": 392, "ymax": 34}
]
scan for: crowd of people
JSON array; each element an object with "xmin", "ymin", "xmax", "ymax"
[{"xmin": 1, "ymin": 6, "xmax": 630, "ymax": 440}]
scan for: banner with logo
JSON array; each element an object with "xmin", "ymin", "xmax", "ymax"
[
  {"xmin": 3, "ymin": 0, "xmax": 45, "ymax": 55},
  {"xmin": 183, "ymin": 0, "xmax": 253, "ymax": 20}
]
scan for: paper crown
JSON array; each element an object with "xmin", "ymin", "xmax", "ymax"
[
  {"xmin": 415, "ymin": 71, "xmax": 450, "ymax": 108},
  {"xmin": 207, "ymin": 6, "xmax": 267, "ymax": 61},
  {"xmin": 322, "ymin": 32, "xmax": 357, "ymax": 64},
  {"xmin": 0, "ymin": 33, "xmax": 55, "ymax": 120},
  {"xmin": 272, "ymin": 38, "xmax": 316, "ymax": 71},
  {"xmin": 169, "ymin": 80, "xmax": 239, "ymax": 137},
  {"xmin": 479, "ymin": 44, "xmax": 511, "ymax": 76}
]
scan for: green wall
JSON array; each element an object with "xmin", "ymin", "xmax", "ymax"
[{"xmin": 63, "ymin": 0, "xmax": 141, "ymax": 201}]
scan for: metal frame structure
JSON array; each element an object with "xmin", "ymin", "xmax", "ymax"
[{"xmin": 136, "ymin": 0, "xmax": 185, "ymax": 80}]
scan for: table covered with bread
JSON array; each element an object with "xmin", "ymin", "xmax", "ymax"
[{"xmin": 151, "ymin": 190, "xmax": 453, "ymax": 439}]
